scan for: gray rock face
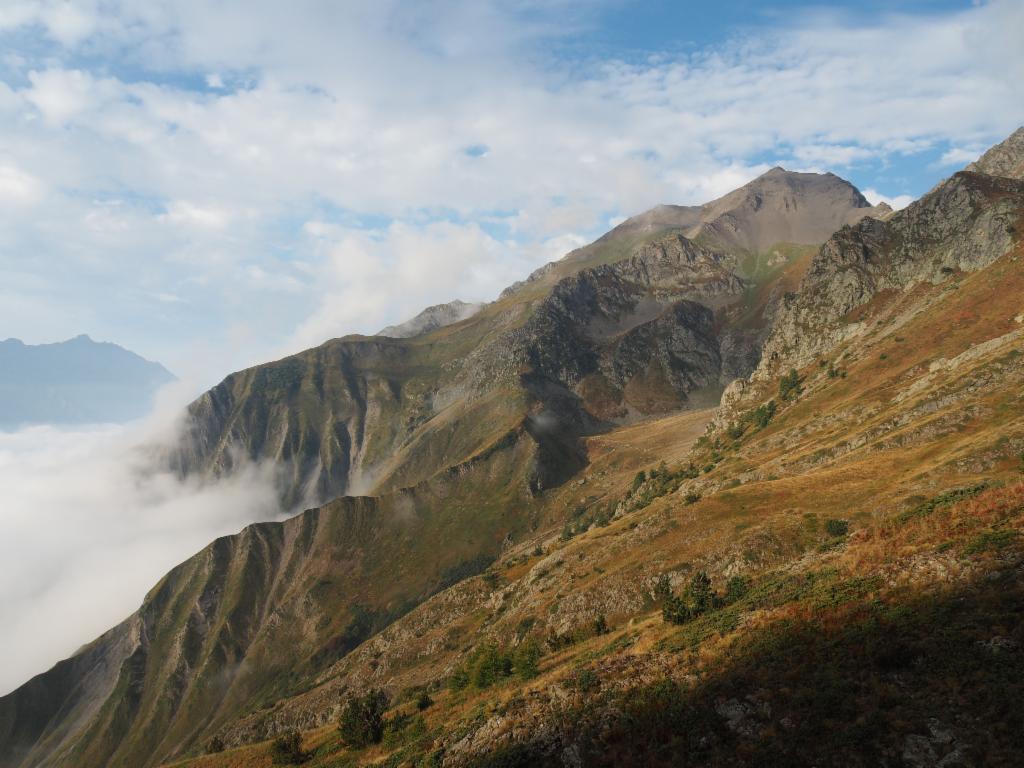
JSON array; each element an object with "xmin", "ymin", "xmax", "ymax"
[
  {"xmin": 462, "ymin": 233, "xmax": 747, "ymax": 421},
  {"xmin": 966, "ymin": 126, "xmax": 1024, "ymax": 180},
  {"xmin": 377, "ymin": 299, "xmax": 484, "ymax": 338},
  {"xmin": 169, "ymin": 169, "xmax": 893, "ymax": 506},
  {"xmin": 756, "ymin": 170, "xmax": 1024, "ymax": 377}
]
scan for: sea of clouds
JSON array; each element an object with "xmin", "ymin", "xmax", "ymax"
[{"xmin": 0, "ymin": 384, "xmax": 285, "ymax": 696}]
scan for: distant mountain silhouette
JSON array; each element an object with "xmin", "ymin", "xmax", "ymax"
[{"xmin": 0, "ymin": 335, "xmax": 175, "ymax": 429}]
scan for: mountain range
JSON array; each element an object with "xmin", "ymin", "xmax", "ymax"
[
  {"xmin": 0, "ymin": 335, "xmax": 174, "ymax": 430},
  {"xmin": 2, "ymin": 127, "xmax": 1023, "ymax": 768}
]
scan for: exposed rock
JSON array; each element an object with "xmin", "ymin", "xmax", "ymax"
[
  {"xmin": 377, "ymin": 299, "xmax": 484, "ymax": 338},
  {"xmin": 966, "ymin": 126, "xmax": 1024, "ymax": 180},
  {"xmin": 755, "ymin": 170, "xmax": 1024, "ymax": 377}
]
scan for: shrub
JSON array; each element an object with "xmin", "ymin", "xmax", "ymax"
[
  {"xmin": 688, "ymin": 571, "xmax": 716, "ymax": 614},
  {"xmin": 825, "ymin": 519, "xmax": 850, "ymax": 537},
  {"xmin": 574, "ymin": 668, "xmax": 600, "ymax": 693},
  {"xmin": 779, "ymin": 368, "xmax": 803, "ymax": 400},
  {"xmin": 338, "ymin": 688, "xmax": 390, "ymax": 748},
  {"xmin": 751, "ymin": 400, "xmax": 777, "ymax": 429},
  {"xmin": 653, "ymin": 574, "xmax": 673, "ymax": 605},
  {"xmin": 662, "ymin": 594, "xmax": 692, "ymax": 625},
  {"xmin": 512, "ymin": 639, "xmax": 542, "ymax": 680},
  {"xmin": 724, "ymin": 576, "xmax": 750, "ymax": 604},
  {"xmin": 593, "ymin": 614, "xmax": 609, "ymax": 636},
  {"xmin": 416, "ymin": 691, "xmax": 434, "ymax": 711},
  {"xmin": 532, "ymin": 544, "xmax": 544, "ymax": 557},
  {"xmin": 631, "ymin": 471, "xmax": 647, "ymax": 493},
  {"xmin": 204, "ymin": 736, "xmax": 225, "ymax": 754},
  {"xmin": 269, "ymin": 730, "xmax": 306, "ymax": 765},
  {"xmin": 448, "ymin": 667, "xmax": 469, "ymax": 692}
]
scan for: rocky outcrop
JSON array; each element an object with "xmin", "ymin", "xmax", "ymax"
[
  {"xmin": 377, "ymin": 300, "xmax": 484, "ymax": 338},
  {"xmin": 462, "ymin": 233, "xmax": 748, "ymax": 422},
  {"xmin": 967, "ymin": 126, "xmax": 1024, "ymax": 181},
  {"xmin": 756, "ymin": 170, "xmax": 1024, "ymax": 376}
]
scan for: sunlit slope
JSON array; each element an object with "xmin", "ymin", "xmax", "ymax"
[
  {"xmin": 159, "ymin": 237, "xmax": 1024, "ymax": 763},
  {"xmin": 154, "ymin": 137, "xmax": 1024, "ymax": 767}
]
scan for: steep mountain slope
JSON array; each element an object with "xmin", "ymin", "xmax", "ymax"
[
  {"xmin": 145, "ymin": 129, "xmax": 1024, "ymax": 768},
  {"xmin": 377, "ymin": 301, "xmax": 485, "ymax": 339},
  {"xmin": 154, "ymin": 232, "xmax": 1024, "ymax": 767},
  {"xmin": 4, "ymin": 132, "xmax": 1022, "ymax": 768},
  {"xmin": 170, "ymin": 170, "xmax": 867, "ymax": 508},
  {"xmin": 0, "ymin": 335, "xmax": 174, "ymax": 429}
]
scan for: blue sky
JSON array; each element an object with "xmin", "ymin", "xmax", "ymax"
[{"xmin": 0, "ymin": 0, "xmax": 1020, "ymax": 387}]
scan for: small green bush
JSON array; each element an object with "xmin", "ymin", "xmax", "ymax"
[
  {"xmin": 574, "ymin": 668, "xmax": 600, "ymax": 693},
  {"xmin": 825, "ymin": 519, "xmax": 850, "ymax": 537},
  {"xmin": 269, "ymin": 730, "xmax": 306, "ymax": 765},
  {"xmin": 779, "ymin": 368, "xmax": 803, "ymax": 401},
  {"xmin": 338, "ymin": 688, "xmax": 390, "ymax": 748},
  {"xmin": 512, "ymin": 639, "xmax": 542, "ymax": 680}
]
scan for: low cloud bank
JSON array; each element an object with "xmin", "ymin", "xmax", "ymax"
[{"xmin": 0, "ymin": 387, "xmax": 285, "ymax": 696}]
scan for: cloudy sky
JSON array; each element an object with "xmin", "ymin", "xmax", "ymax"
[{"xmin": 0, "ymin": 0, "xmax": 1021, "ymax": 383}]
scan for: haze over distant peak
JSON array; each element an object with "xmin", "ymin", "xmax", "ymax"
[
  {"xmin": 377, "ymin": 299, "xmax": 485, "ymax": 339},
  {"xmin": 0, "ymin": 335, "xmax": 174, "ymax": 430}
]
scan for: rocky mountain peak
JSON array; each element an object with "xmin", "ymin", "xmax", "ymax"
[
  {"xmin": 377, "ymin": 299, "xmax": 484, "ymax": 338},
  {"xmin": 966, "ymin": 125, "xmax": 1024, "ymax": 180}
]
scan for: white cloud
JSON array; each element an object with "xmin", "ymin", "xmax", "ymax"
[
  {"xmin": 862, "ymin": 188, "xmax": 915, "ymax": 211},
  {"xmin": 0, "ymin": 163, "xmax": 43, "ymax": 203},
  {"xmin": 287, "ymin": 219, "xmax": 530, "ymax": 350},
  {"xmin": 939, "ymin": 146, "xmax": 983, "ymax": 166},
  {"xmin": 161, "ymin": 200, "xmax": 232, "ymax": 230},
  {"xmin": 0, "ymin": 391, "xmax": 286, "ymax": 696},
  {"xmin": 25, "ymin": 68, "xmax": 102, "ymax": 124}
]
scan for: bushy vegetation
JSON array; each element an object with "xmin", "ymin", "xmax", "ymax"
[
  {"xmin": 778, "ymin": 368, "xmax": 803, "ymax": 400},
  {"xmin": 628, "ymin": 461, "xmax": 700, "ymax": 511},
  {"xmin": 655, "ymin": 571, "xmax": 748, "ymax": 625},
  {"xmin": 269, "ymin": 730, "xmax": 307, "ymax": 765},
  {"xmin": 726, "ymin": 399, "xmax": 778, "ymax": 440},
  {"xmin": 338, "ymin": 688, "xmax": 390, "ymax": 748},
  {"xmin": 449, "ymin": 639, "xmax": 544, "ymax": 692},
  {"xmin": 825, "ymin": 518, "xmax": 850, "ymax": 537},
  {"xmin": 897, "ymin": 483, "xmax": 989, "ymax": 523}
]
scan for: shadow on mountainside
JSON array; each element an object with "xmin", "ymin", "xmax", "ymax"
[{"xmin": 473, "ymin": 559, "xmax": 1024, "ymax": 767}]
